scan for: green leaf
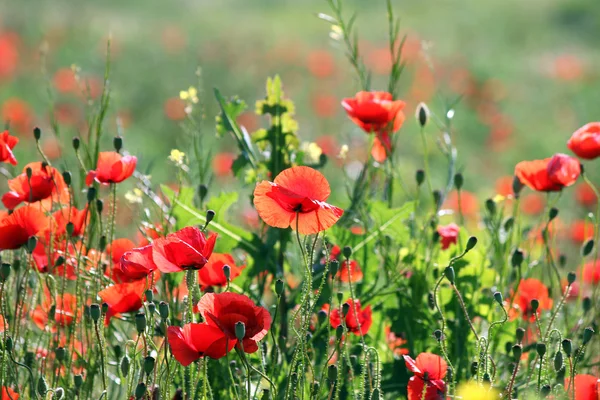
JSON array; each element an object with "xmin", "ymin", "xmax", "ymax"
[{"xmin": 354, "ymin": 201, "xmax": 414, "ymax": 252}]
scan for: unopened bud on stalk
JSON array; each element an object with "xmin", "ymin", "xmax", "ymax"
[
  {"xmin": 143, "ymin": 356, "xmax": 155, "ymax": 375},
  {"xmin": 415, "ymin": 170, "xmax": 425, "ymax": 186},
  {"xmin": 48, "ymin": 305, "xmax": 56, "ymax": 321},
  {"xmin": 120, "ymin": 355, "xmax": 130, "ymax": 376},
  {"xmin": 530, "ymin": 299, "xmax": 539, "ymax": 313},
  {"xmin": 55, "ymin": 347, "xmax": 67, "ymax": 362},
  {"xmin": 493, "ymin": 291, "xmax": 503, "ymax": 305},
  {"xmin": 485, "ymin": 199, "xmax": 496, "ymax": 215},
  {"xmin": 33, "ymin": 127, "xmax": 41, "ymax": 141},
  {"xmin": 567, "ymin": 272, "xmax": 576, "ymax": 286},
  {"xmin": 561, "ymin": 339, "xmax": 572, "ymax": 357},
  {"xmin": 275, "ymin": 279, "xmax": 284, "ymax": 296},
  {"xmin": 147, "ymin": 302, "xmax": 155, "ymax": 315},
  {"xmin": 511, "ymin": 249, "xmax": 524, "ymax": 268},
  {"xmin": 135, "ymin": 382, "xmax": 147, "ymax": 400},
  {"xmin": 444, "ymin": 266, "xmax": 455, "ymax": 284},
  {"xmin": 90, "ymin": 304, "xmax": 101, "ymax": 322},
  {"xmin": 335, "ymin": 325, "xmax": 344, "ymax": 340},
  {"xmin": 470, "ymin": 361, "xmax": 478, "ymax": 375},
  {"xmin": 554, "ymin": 350, "xmax": 563, "ymax": 371},
  {"xmin": 205, "ymin": 210, "xmax": 215, "ymax": 226},
  {"xmin": 54, "ymin": 387, "xmax": 65, "ymax": 399},
  {"xmin": 583, "ymin": 327, "xmax": 594, "ymax": 345},
  {"xmin": 134, "ymin": 313, "xmax": 147, "ymax": 334},
  {"xmin": 515, "ymin": 328, "xmax": 525, "ymax": 343},
  {"xmin": 342, "ymin": 246, "xmax": 352, "ymax": 259},
  {"xmin": 0, "ymin": 263, "xmax": 11, "ymax": 282},
  {"xmin": 482, "ymin": 373, "xmax": 491, "ymax": 384},
  {"xmin": 416, "ymin": 103, "xmax": 429, "ymax": 127},
  {"xmin": 582, "ymin": 239, "xmax": 594, "ymax": 257},
  {"xmin": 198, "ymin": 184, "xmax": 208, "ymax": 203},
  {"xmin": 336, "ymin": 292, "xmax": 343, "ymax": 303},
  {"xmin": 328, "ymin": 365, "xmax": 337, "ymax": 382},
  {"xmin": 341, "ymin": 302, "xmax": 350, "ymax": 318},
  {"xmin": 261, "ymin": 388, "xmax": 271, "ymax": 400},
  {"xmin": 512, "ymin": 176, "xmax": 524, "ymax": 198},
  {"xmin": 536, "ymin": 343, "xmax": 546, "ymax": 357},
  {"xmin": 559, "ymin": 254, "xmax": 567, "ymax": 267},
  {"xmin": 317, "ymin": 310, "xmax": 327, "ymax": 326},
  {"xmin": 26, "ymin": 236, "xmax": 37, "ymax": 254},
  {"xmin": 113, "ymin": 136, "xmax": 123, "ymax": 153},
  {"xmin": 5, "ymin": 337, "xmax": 13, "ymax": 352},
  {"xmin": 87, "ymin": 187, "xmax": 96, "ymax": 203},
  {"xmin": 96, "ymin": 199, "xmax": 104, "ymax": 214},
  {"xmin": 72, "ymin": 137, "xmax": 80, "ymax": 151},
  {"xmin": 504, "ymin": 217, "xmax": 514, "ymax": 232},
  {"xmin": 433, "ymin": 329, "xmax": 443, "ymax": 341},
  {"xmin": 548, "ymin": 207, "xmax": 559, "ymax": 221},
  {"xmin": 159, "ymin": 301, "xmax": 169, "ymax": 320},
  {"xmin": 540, "ymin": 385, "xmax": 551, "ymax": 397},
  {"xmin": 74, "ymin": 374, "xmax": 84, "ymax": 389},
  {"xmin": 222, "ymin": 265, "xmax": 231, "ymax": 282},
  {"xmin": 62, "ymin": 171, "xmax": 72, "ymax": 186},
  {"xmin": 583, "ymin": 297, "xmax": 591, "ymax": 313},
  {"xmin": 101, "ymin": 302, "xmax": 108, "ymax": 315},
  {"xmin": 432, "ymin": 190, "xmax": 442, "ymax": 209},
  {"xmin": 512, "ymin": 344, "xmax": 522, "ymax": 362},
  {"xmin": 99, "ymin": 236, "xmax": 107, "ymax": 252},
  {"xmin": 145, "ymin": 290, "xmax": 153, "ymax": 303},
  {"xmin": 66, "ymin": 222, "xmax": 75, "ymax": 236},
  {"xmin": 235, "ymin": 321, "xmax": 246, "ymax": 341},
  {"xmin": 330, "ymin": 260, "xmax": 339, "ymax": 276},
  {"xmin": 453, "ymin": 173, "xmax": 463, "ymax": 190},
  {"xmin": 465, "ymin": 236, "xmax": 478, "ymax": 252},
  {"xmin": 37, "ymin": 376, "xmax": 48, "ymax": 396}
]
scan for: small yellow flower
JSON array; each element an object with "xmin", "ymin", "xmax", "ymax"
[
  {"xmin": 300, "ymin": 142, "xmax": 323, "ymax": 164},
  {"xmin": 179, "ymin": 86, "xmax": 199, "ymax": 104},
  {"xmin": 338, "ymin": 144, "xmax": 349, "ymax": 160},
  {"xmin": 330, "ymin": 25, "xmax": 343, "ymax": 41},
  {"xmin": 492, "ymin": 194, "xmax": 506, "ymax": 203},
  {"xmin": 125, "ymin": 188, "xmax": 143, "ymax": 204},
  {"xmin": 456, "ymin": 382, "xmax": 499, "ymax": 400},
  {"xmin": 169, "ymin": 149, "xmax": 186, "ymax": 165}
]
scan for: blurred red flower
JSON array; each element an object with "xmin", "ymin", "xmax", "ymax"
[
  {"xmin": 575, "ymin": 183, "xmax": 597, "ymax": 207},
  {"xmin": 195, "ymin": 292, "xmax": 271, "ymax": 354},
  {"xmin": 403, "ymin": 353, "xmax": 447, "ymax": 400},
  {"xmin": 2, "ymin": 162, "xmax": 68, "ymax": 210},
  {"xmin": 495, "ymin": 175, "xmax": 514, "ymax": 197},
  {"xmin": 311, "ymin": 92, "xmax": 337, "ymax": 118},
  {"xmin": 152, "ymin": 227, "xmax": 217, "ymax": 272},
  {"xmin": 167, "ymin": 323, "xmax": 233, "ymax": 366},
  {"xmin": 337, "ymin": 259, "xmax": 363, "ymax": 283},
  {"xmin": 0, "ymin": 130, "xmax": 18, "ymax": 165},
  {"xmin": 437, "ymin": 223, "xmax": 459, "ymax": 250},
  {"xmin": 515, "ymin": 154, "xmax": 580, "ymax": 192},
  {"xmin": 198, "ymin": 253, "xmax": 245, "ymax": 290},
  {"xmin": 86, "ymin": 151, "xmax": 137, "ymax": 186},
  {"xmin": 254, "ymin": 166, "xmax": 343, "ymax": 235},
  {"xmin": 329, "ymin": 299, "xmax": 372, "ymax": 336},
  {"xmin": 0, "ymin": 32, "xmax": 19, "ymax": 80},
  {"xmin": 164, "ymin": 97, "xmax": 187, "ymax": 121},
  {"xmin": 385, "ymin": 326, "xmax": 409, "ymax": 356},
  {"xmin": 1, "ymin": 387, "xmax": 19, "ymax": 399},
  {"xmin": 582, "ymin": 261, "xmax": 600, "ymax": 285},
  {"xmin": 53, "ymin": 68, "xmax": 78, "ymax": 94},
  {"xmin": 444, "ymin": 190, "xmax": 479, "ymax": 217},
  {"xmin": 509, "ymin": 278, "xmax": 553, "ymax": 321},
  {"xmin": 0, "ymin": 206, "xmax": 49, "ymax": 250},
  {"xmin": 520, "ymin": 193, "xmax": 545, "ymax": 215},
  {"xmin": 49, "ymin": 206, "xmax": 88, "ymax": 239},
  {"xmin": 567, "ymin": 122, "xmax": 600, "ymax": 160},
  {"xmin": 98, "ymin": 278, "xmax": 149, "ymax": 322},
  {"xmin": 212, "ymin": 152, "xmax": 235, "ymax": 177},
  {"xmin": 570, "ymin": 220, "xmax": 594, "ymax": 243},
  {"xmin": 306, "ymin": 49, "xmax": 335, "ymax": 78},
  {"xmin": 2, "ymin": 98, "xmax": 33, "ymax": 134},
  {"xmin": 32, "ymin": 291, "xmax": 78, "ymax": 330},
  {"xmin": 564, "ymin": 374, "xmax": 599, "ymax": 400}
]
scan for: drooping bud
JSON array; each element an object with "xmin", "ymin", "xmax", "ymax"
[
  {"xmin": 415, "ymin": 170, "xmax": 425, "ymax": 186},
  {"xmin": 433, "ymin": 329, "xmax": 443, "ymax": 342},
  {"xmin": 26, "ymin": 236, "xmax": 37, "ymax": 254},
  {"xmin": 74, "ymin": 374, "xmax": 84, "ymax": 389},
  {"xmin": 582, "ymin": 239, "xmax": 594, "ymax": 257},
  {"xmin": 96, "ymin": 199, "xmax": 104, "ymax": 215},
  {"xmin": 444, "ymin": 266, "xmax": 455, "ymax": 284},
  {"xmin": 583, "ymin": 327, "xmax": 594, "ymax": 345},
  {"xmin": 432, "ymin": 190, "xmax": 442, "ymax": 209},
  {"xmin": 567, "ymin": 272, "xmax": 576, "ymax": 286},
  {"xmin": 0, "ymin": 263, "xmax": 11, "ymax": 282},
  {"xmin": 159, "ymin": 301, "xmax": 169, "ymax": 320},
  {"xmin": 465, "ymin": 236, "xmax": 478, "ymax": 252},
  {"xmin": 335, "ymin": 325, "xmax": 344, "ymax": 340},
  {"xmin": 205, "ymin": 210, "xmax": 215, "ymax": 225},
  {"xmin": 341, "ymin": 302, "xmax": 350, "ymax": 318},
  {"xmin": 561, "ymin": 339, "xmax": 572, "ymax": 357},
  {"xmin": 120, "ymin": 355, "xmax": 131, "ymax": 377},
  {"xmin": 493, "ymin": 291, "xmax": 503, "ymax": 305},
  {"xmin": 135, "ymin": 382, "xmax": 147, "ymax": 400},
  {"xmin": 198, "ymin": 184, "xmax": 208, "ymax": 203},
  {"xmin": 87, "ymin": 187, "xmax": 97, "ymax": 203},
  {"xmin": 37, "ymin": 376, "xmax": 48, "ymax": 396},
  {"xmin": 485, "ymin": 199, "xmax": 496, "ymax": 215},
  {"xmin": 135, "ymin": 313, "xmax": 147, "ymax": 333},
  {"xmin": 454, "ymin": 173, "xmax": 463, "ymax": 191},
  {"xmin": 548, "ymin": 207, "xmax": 559, "ymax": 221},
  {"xmin": 317, "ymin": 310, "xmax": 327, "ymax": 326},
  {"xmin": 530, "ymin": 299, "xmax": 539, "ymax": 313},
  {"xmin": 62, "ymin": 171, "xmax": 72, "ymax": 186},
  {"xmin": 235, "ymin": 321, "xmax": 246, "ymax": 341},
  {"xmin": 143, "ymin": 356, "xmax": 155, "ymax": 375},
  {"xmin": 512, "ymin": 176, "xmax": 524, "ymax": 198},
  {"xmin": 554, "ymin": 350, "xmax": 563, "ymax": 371},
  {"xmin": 583, "ymin": 297, "xmax": 591, "ymax": 313},
  {"xmin": 54, "ymin": 387, "xmax": 65, "ymax": 399},
  {"xmin": 540, "ymin": 385, "xmax": 551, "ymax": 397}
]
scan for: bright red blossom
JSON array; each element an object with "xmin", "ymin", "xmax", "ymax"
[
  {"xmin": 337, "ymin": 260, "xmax": 363, "ymax": 283},
  {"xmin": 197, "ymin": 253, "xmax": 245, "ymax": 289},
  {"xmin": 195, "ymin": 292, "xmax": 271, "ymax": 354},
  {"xmin": 2, "ymin": 162, "xmax": 68, "ymax": 210},
  {"xmin": 1, "ymin": 387, "xmax": 19, "ymax": 400},
  {"xmin": 582, "ymin": 260, "xmax": 600, "ymax": 285},
  {"xmin": 515, "ymin": 154, "xmax": 580, "ymax": 192},
  {"xmin": 0, "ymin": 130, "xmax": 18, "ymax": 165},
  {"xmin": 253, "ymin": 166, "xmax": 343, "ymax": 235},
  {"xmin": 116, "ymin": 245, "xmax": 159, "ymax": 283},
  {"xmin": 510, "ymin": 278, "xmax": 553, "ymax": 321},
  {"xmin": 86, "ymin": 151, "xmax": 137, "ymax": 186},
  {"xmin": 403, "ymin": 353, "xmax": 447, "ymax": 400},
  {"xmin": 32, "ymin": 291, "xmax": 78, "ymax": 330},
  {"xmin": 152, "ymin": 227, "xmax": 217, "ymax": 272},
  {"xmin": 98, "ymin": 278, "xmax": 149, "ymax": 323},
  {"xmin": 0, "ymin": 206, "xmax": 49, "ymax": 250},
  {"xmin": 437, "ymin": 223, "xmax": 459, "ymax": 250},
  {"xmin": 565, "ymin": 374, "xmax": 599, "ymax": 400},
  {"xmin": 329, "ymin": 299, "xmax": 372, "ymax": 336},
  {"xmin": 167, "ymin": 323, "xmax": 234, "ymax": 366},
  {"xmin": 567, "ymin": 122, "xmax": 600, "ymax": 160}
]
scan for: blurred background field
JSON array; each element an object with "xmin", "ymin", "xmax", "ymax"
[{"xmin": 1, "ymin": 0, "xmax": 600, "ymax": 219}]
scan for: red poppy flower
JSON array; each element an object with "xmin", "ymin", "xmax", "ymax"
[
  {"xmin": 385, "ymin": 326, "xmax": 409, "ymax": 356},
  {"xmin": 212, "ymin": 152, "xmax": 235, "ymax": 177},
  {"xmin": 342, "ymin": 91, "xmax": 406, "ymax": 135},
  {"xmin": 115, "ymin": 245, "xmax": 158, "ymax": 283},
  {"xmin": 329, "ymin": 299, "xmax": 372, "ymax": 336},
  {"xmin": 98, "ymin": 278, "xmax": 149, "ymax": 322},
  {"xmin": 1, "ymin": 98, "xmax": 32, "ymax": 134},
  {"xmin": 565, "ymin": 374, "xmax": 599, "ymax": 400},
  {"xmin": 32, "ymin": 241, "xmax": 78, "ymax": 279},
  {"xmin": 437, "ymin": 223, "xmax": 459, "ymax": 250},
  {"xmin": 253, "ymin": 166, "xmax": 343, "ymax": 235},
  {"xmin": 0, "ymin": 206, "xmax": 49, "ymax": 250},
  {"xmin": 575, "ymin": 183, "xmax": 597, "ymax": 207},
  {"xmin": 515, "ymin": 154, "xmax": 581, "ymax": 192},
  {"xmin": 0, "ymin": 130, "xmax": 18, "ymax": 165},
  {"xmin": 509, "ymin": 278, "xmax": 553, "ymax": 321},
  {"xmin": 197, "ymin": 253, "xmax": 245, "ymax": 290},
  {"xmin": 337, "ymin": 260, "xmax": 363, "ymax": 283},
  {"xmin": 582, "ymin": 261, "xmax": 600, "ymax": 285},
  {"xmin": 403, "ymin": 353, "xmax": 447, "ymax": 400},
  {"xmin": 167, "ymin": 323, "xmax": 234, "ymax": 366},
  {"xmin": 570, "ymin": 220, "xmax": 594, "ymax": 243},
  {"xmin": 1, "ymin": 387, "xmax": 19, "ymax": 400},
  {"xmin": 2, "ymin": 162, "xmax": 68, "ymax": 210},
  {"xmin": 152, "ymin": 227, "xmax": 217, "ymax": 273},
  {"xmin": 32, "ymin": 291, "xmax": 78, "ymax": 330},
  {"xmin": 195, "ymin": 292, "xmax": 271, "ymax": 354},
  {"xmin": 567, "ymin": 122, "xmax": 600, "ymax": 160},
  {"xmin": 85, "ymin": 152, "xmax": 137, "ymax": 186}
]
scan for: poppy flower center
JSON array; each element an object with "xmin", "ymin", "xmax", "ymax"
[{"xmin": 267, "ymin": 185, "xmax": 321, "ymax": 213}]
